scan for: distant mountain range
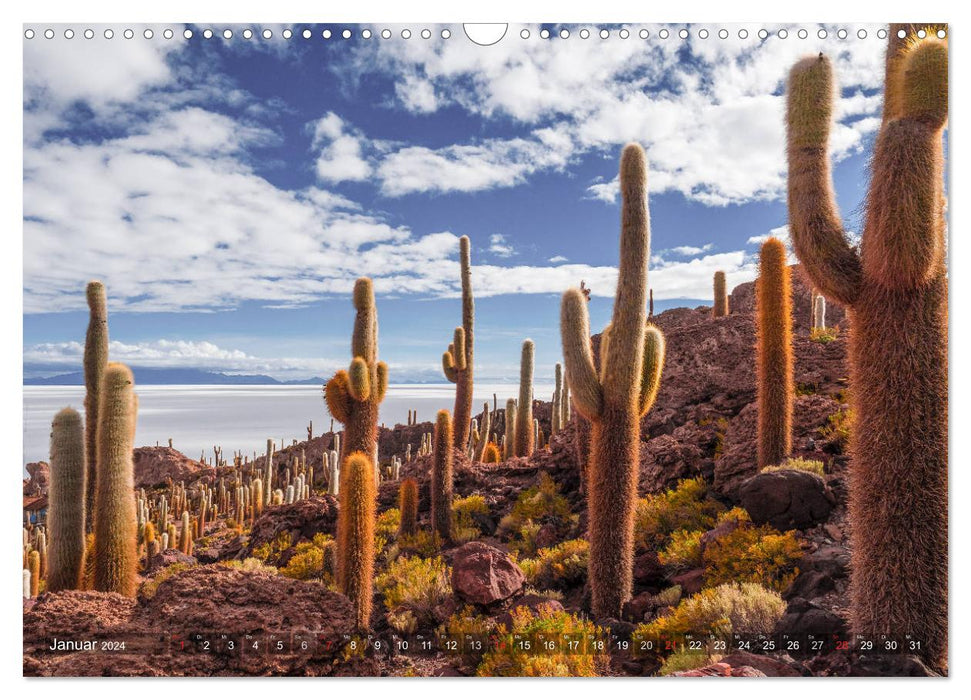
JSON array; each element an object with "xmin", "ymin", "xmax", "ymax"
[{"xmin": 24, "ymin": 367, "xmax": 330, "ymax": 386}]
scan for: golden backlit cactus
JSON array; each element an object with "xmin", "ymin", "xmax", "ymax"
[
  {"xmin": 755, "ymin": 238, "xmax": 793, "ymax": 469},
  {"xmin": 83, "ymin": 281, "xmax": 108, "ymax": 531},
  {"xmin": 442, "ymin": 236, "xmax": 475, "ymax": 449},
  {"xmin": 324, "ymin": 278, "xmax": 388, "ymax": 471},
  {"xmin": 786, "ymin": 26, "xmax": 948, "ymax": 668},
  {"xmin": 513, "ymin": 340, "xmax": 534, "ymax": 457},
  {"xmin": 560, "ymin": 144, "xmax": 666, "ymax": 618},
  {"xmin": 503, "ymin": 399, "xmax": 517, "ymax": 460},
  {"xmin": 398, "ymin": 477, "xmax": 419, "ymax": 538},
  {"xmin": 47, "ymin": 408, "xmax": 87, "ymax": 592},
  {"xmin": 430, "ymin": 409, "xmax": 454, "ymax": 542},
  {"xmin": 712, "ymin": 270, "xmax": 729, "ymax": 317},
  {"xmin": 483, "ymin": 442, "xmax": 501, "ymax": 464},
  {"xmin": 335, "ymin": 452, "xmax": 376, "ymax": 630},
  {"xmin": 93, "ymin": 363, "xmax": 138, "ymax": 597}
]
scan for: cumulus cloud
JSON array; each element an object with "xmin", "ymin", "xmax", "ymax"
[
  {"xmin": 488, "ymin": 234, "xmax": 515, "ymax": 257},
  {"xmin": 311, "ymin": 112, "xmax": 372, "ymax": 183}
]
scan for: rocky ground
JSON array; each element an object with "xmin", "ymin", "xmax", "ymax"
[{"xmin": 22, "ymin": 267, "xmax": 943, "ymax": 677}]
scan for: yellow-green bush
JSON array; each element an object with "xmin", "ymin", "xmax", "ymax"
[
  {"xmin": 140, "ymin": 562, "xmax": 195, "ymax": 599},
  {"xmin": 394, "ymin": 529, "xmax": 444, "ymax": 558},
  {"xmin": 658, "ymin": 529, "xmax": 704, "ymax": 571},
  {"xmin": 703, "ymin": 524, "xmax": 803, "ymax": 592},
  {"xmin": 499, "ymin": 473, "xmax": 577, "ymax": 556},
  {"xmin": 519, "ymin": 539, "xmax": 588, "ymax": 590},
  {"xmin": 452, "ymin": 495, "xmax": 489, "ymax": 544},
  {"xmin": 652, "ymin": 585, "xmax": 683, "ymax": 609},
  {"xmin": 279, "ymin": 533, "xmax": 335, "ymax": 583},
  {"xmin": 635, "ymin": 582, "xmax": 786, "ymax": 641},
  {"xmin": 218, "ymin": 557, "xmax": 278, "ymax": 575},
  {"xmin": 250, "ymin": 531, "xmax": 292, "ymax": 565},
  {"xmin": 476, "ymin": 604, "xmax": 609, "ymax": 677},
  {"xmin": 438, "ymin": 605, "xmax": 496, "ymax": 661},
  {"xmin": 634, "ymin": 478, "xmax": 725, "ymax": 551},
  {"xmin": 375, "ymin": 555, "xmax": 451, "ymax": 633},
  {"xmin": 375, "ymin": 508, "xmax": 401, "ymax": 554},
  {"xmin": 762, "ymin": 458, "xmax": 825, "ymax": 476},
  {"xmin": 810, "ymin": 326, "xmax": 839, "ymax": 343},
  {"xmin": 820, "ymin": 408, "xmax": 851, "ymax": 453},
  {"xmin": 658, "ymin": 648, "xmax": 713, "ymax": 676}
]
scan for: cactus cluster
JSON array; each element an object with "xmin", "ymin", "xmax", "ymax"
[
  {"xmin": 786, "ymin": 26, "xmax": 948, "ymax": 668},
  {"xmin": 560, "ymin": 144, "xmax": 665, "ymax": 618}
]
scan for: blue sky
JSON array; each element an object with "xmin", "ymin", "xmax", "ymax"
[{"xmin": 24, "ymin": 23, "xmax": 890, "ymax": 382}]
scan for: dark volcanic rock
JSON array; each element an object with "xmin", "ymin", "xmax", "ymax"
[
  {"xmin": 739, "ymin": 469, "xmax": 834, "ymax": 530},
  {"xmin": 719, "ymin": 650, "xmax": 805, "ymax": 677},
  {"xmin": 133, "ymin": 447, "xmax": 214, "ymax": 489},
  {"xmin": 672, "ymin": 662, "xmax": 766, "ymax": 677},
  {"xmin": 451, "ymin": 542, "xmax": 525, "ymax": 606},
  {"xmin": 144, "ymin": 548, "xmax": 197, "ymax": 575},
  {"xmin": 774, "ymin": 597, "xmax": 848, "ymax": 640},
  {"xmin": 243, "ymin": 496, "xmax": 339, "ymax": 564}
]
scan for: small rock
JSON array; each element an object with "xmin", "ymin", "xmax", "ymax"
[
  {"xmin": 824, "ymin": 523, "xmax": 843, "ymax": 542},
  {"xmin": 451, "ymin": 542, "xmax": 525, "ymax": 606},
  {"xmin": 632, "ymin": 551, "xmax": 666, "ymax": 585},
  {"xmin": 739, "ymin": 469, "xmax": 834, "ymax": 530},
  {"xmin": 670, "ymin": 567, "xmax": 705, "ymax": 596},
  {"xmin": 623, "ymin": 591, "xmax": 655, "ymax": 623},
  {"xmin": 144, "ymin": 548, "xmax": 197, "ymax": 576},
  {"xmin": 720, "ymin": 650, "xmax": 804, "ymax": 677}
]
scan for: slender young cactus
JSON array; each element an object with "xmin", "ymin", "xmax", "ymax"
[
  {"xmin": 713, "ymin": 270, "xmax": 729, "ymax": 317},
  {"xmin": 47, "ymin": 408, "xmax": 87, "ymax": 592},
  {"xmin": 324, "ymin": 278, "xmax": 388, "ymax": 483},
  {"xmin": 813, "ymin": 294, "xmax": 826, "ymax": 330},
  {"xmin": 398, "ymin": 477, "xmax": 419, "ymax": 538},
  {"xmin": 513, "ymin": 340, "xmax": 534, "ymax": 457},
  {"xmin": 560, "ymin": 144, "xmax": 666, "ymax": 619},
  {"xmin": 473, "ymin": 402, "xmax": 491, "ymax": 462},
  {"xmin": 755, "ymin": 238, "xmax": 793, "ymax": 469},
  {"xmin": 503, "ymin": 399, "xmax": 517, "ymax": 460},
  {"xmin": 83, "ymin": 281, "xmax": 108, "ymax": 531},
  {"xmin": 430, "ymin": 410, "xmax": 454, "ymax": 542},
  {"xmin": 442, "ymin": 236, "xmax": 475, "ymax": 449},
  {"xmin": 28, "ymin": 550, "xmax": 41, "ymax": 598},
  {"xmin": 552, "ymin": 363, "xmax": 563, "ymax": 435},
  {"xmin": 786, "ymin": 27, "xmax": 948, "ymax": 668},
  {"xmin": 335, "ymin": 452, "xmax": 376, "ymax": 630},
  {"xmin": 93, "ymin": 363, "xmax": 138, "ymax": 597}
]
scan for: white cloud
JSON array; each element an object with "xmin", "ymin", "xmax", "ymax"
[
  {"xmin": 663, "ymin": 244, "xmax": 714, "ymax": 257},
  {"xmin": 747, "ymin": 225, "xmax": 791, "ymax": 247},
  {"xmin": 488, "ymin": 234, "xmax": 515, "ymax": 258},
  {"xmin": 548, "ymin": 255, "xmax": 568, "ymax": 263},
  {"xmin": 311, "ymin": 112, "xmax": 372, "ymax": 183}
]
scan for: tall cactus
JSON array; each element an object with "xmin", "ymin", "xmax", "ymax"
[
  {"xmin": 430, "ymin": 409, "xmax": 454, "ymax": 542},
  {"xmin": 93, "ymin": 363, "xmax": 138, "ymax": 597},
  {"xmin": 786, "ymin": 26, "xmax": 948, "ymax": 668},
  {"xmin": 812, "ymin": 294, "xmax": 826, "ymax": 330},
  {"xmin": 47, "ymin": 408, "xmax": 87, "ymax": 592},
  {"xmin": 335, "ymin": 452, "xmax": 376, "ymax": 630},
  {"xmin": 442, "ymin": 236, "xmax": 475, "ymax": 449},
  {"xmin": 503, "ymin": 399, "xmax": 517, "ymax": 460},
  {"xmin": 324, "ymin": 278, "xmax": 388, "ymax": 475},
  {"xmin": 513, "ymin": 340, "xmax": 534, "ymax": 457},
  {"xmin": 398, "ymin": 477, "xmax": 419, "ymax": 538},
  {"xmin": 552, "ymin": 364, "xmax": 563, "ymax": 435},
  {"xmin": 755, "ymin": 238, "xmax": 793, "ymax": 469},
  {"xmin": 473, "ymin": 402, "xmax": 490, "ymax": 462},
  {"xmin": 713, "ymin": 270, "xmax": 729, "ymax": 317},
  {"xmin": 560, "ymin": 144, "xmax": 666, "ymax": 618},
  {"xmin": 83, "ymin": 281, "xmax": 108, "ymax": 531}
]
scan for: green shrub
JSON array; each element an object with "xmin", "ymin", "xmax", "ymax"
[
  {"xmin": 375, "ymin": 556, "xmax": 451, "ymax": 633},
  {"xmin": 652, "ymin": 585, "xmax": 683, "ymax": 608},
  {"xmin": 375, "ymin": 508, "xmax": 401, "ymax": 554},
  {"xmin": 810, "ymin": 326, "xmax": 839, "ymax": 343},
  {"xmin": 634, "ymin": 478, "xmax": 724, "ymax": 551},
  {"xmin": 519, "ymin": 539, "xmax": 589, "ymax": 590},
  {"xmin": 279, "ymin": 533, "xmax": 334, "ymax": 583},
  {"xmin": 499, "ymin": 473, "xmax": 577, "ymax": 557},
  {"xmin": 394, "ymin": 529, "xmax": 443, "ymax": 558},
  {"xmin": 476, "ymin": 604, "xmax": 608, "ymax": 677},
  {"xmin": 762, "ymin": 457, "xmax": 825, "ymax": 476},
  {"xmin": 658, "ymin": 648, "xmax": 713, "ymax": 676},
  {"xmin": 820, "ymin": 407, "xmax": 851, "ymax": 453},
  {"xmin": 658, "ymin": 529, "xmax": 704, "ymax": 571},
  {"xmin": 452, "ymin": 495, "xmax": 489, "ymax": 544},
  {"xmin": 703, "ymin": 525, "xmax": 803, "ymax": 592},
  {"xmin": 634, "ymin": 582, "xmax": 786, "ymax": 640},
  {"xmin": 438, "ymin": 605, "xmax": 496, "ymax": 661},
  {"xmin": 250, "ymin": 531, "xmax": 292, "ymax": 565},
  {"xmin": 218, "ymin": 557, "xmax": 278, "ymax": 575}
]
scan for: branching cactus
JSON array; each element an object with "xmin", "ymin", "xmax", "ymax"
[
  {"xmin": 713, "ymin": 270, "xmax": 729, "ymax": 317},
  {"xmin": 83, "ymin": 281, "xmax": 108, "ymax": 531},
  {"xmin": 786, "ymin": 26, "xmax": 948, "ymax": 668},
  {"xmin": 560, "ymin": 144, "xmax": 666, "ymax": 619},
  {"xmin": 93, "ymin": 363, "xmax": 138, "ymax": 597},
  {"xmin": 325, "ymin": 278, "xmax": 388, "ymax": 487},
  {"xmin": 398, "ymin": 477, "xmax": 419, "ymax": 538},
  {"xmin": 48, "ymin": 407, "xmax": 86, "ymax": 592},
  {"xmin": 755, "ymin": 238, "xmax": 794, "ymax": 469},
  {"xmin": 513, "ymin": 340, "xmax": 534, "ymax": 457},
  {"xmin": 430, "ymin": 409, "xmax": 454, "ymax": 542},
  {"xmin": 441, "ymin": 236, "xmax": 475, "ymax": 449},
  {"xmin": 335, "ymin": 452, "xmax": 376, "ymax": 630}
]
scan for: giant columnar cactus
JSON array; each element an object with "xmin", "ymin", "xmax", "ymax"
[
  {"xmin": 325, "ymin": 278, "xmax": 388, "ymax": 474},
  {"xmin": 813, "ymin": 294, "xmax": 826, "ymax": 330},
  {"xmin": 560, "ymin": 144, "xmax": 666, "ymax": 619},
  {"xmin": 755, "ymin": 238, "xmax": 793, "ymax": 469},
  {"xmin": 335, "ymin": 452, "xmax": 376, "ymax": 630},
  {"xmin": 430, "ymin": 409, "xmax": 454, "ymax": 542},
  {"xmin": 786, "ymin": 27, "xmax": 948, "ymax": 668},
  {"xmin": 398, "ymin": 477, "xmax": 419, "ymax": 538},
  {"xmin": 503, "ymin": 399, "xmax": 517, "ymax": 460},
  {"xmin": 83, "ymin": 281, "xmax": 108, "ymax": 531},
  {"xmin": 47, "ymin": 408, "xmax": 87, "ymax": 592},
  {"xmin": 713, "ymin": 270, "xmax": 729, "ymax": 317},
  {"xmin": 552, "ymin": 363, "xmax": 563, "ymax": 435},
  {"xmin": 513, "ymin": 340, "xmax": 534, "ymax": 457},
  {"xmin": 93, "ymin": 363, "xmax": 138, "ymax": 597},
  {"xmin": 442, "ymin": 236, "xmax": 475, "ymax": 449}
]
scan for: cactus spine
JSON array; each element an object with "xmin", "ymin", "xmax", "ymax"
[
  {"xmin": 442, "ymin": 236, "xmax": 475, "ymax": 449},
  {"xmin": 325, "ymin": 278, "xmax": 388, "ymax": 480},
  {"xmin": 47, "ymin": 408, "xmax": 87, "ymax": 592},
  {"xmin": 93, "ymin": 363, "xmax": 138, "ymax": 597},
  {"xmin": 335, "ymin": 452, "xmax": 375, "ymax": 630},
  {"xmin": 513, "ymin": 340, "xmax": 534, "ymax": 457},
  {"xmin": 713, "ymin": 270, "xmax": 729, "ymax": 317},
  {"xmin": 430, "ymin": 409, "xmax": 454, "ymax": 542},
  {"xmin": 398, "ymin": 477, "xmax": 419, "ymax": 538},
  {"xmin": 83, "ymin": 281, "xmax": 108, "ymax": 531},
  {"xmin": 786, "ymin": 27, "xmax": 948, "ymax": 668},
  {"xmin": 755, "ymin": 238, "xmax": 793, "ymax": 468},
  {"xmin": 559, "ymin": 144, "xmax": 665, "ymax": 618}
]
